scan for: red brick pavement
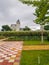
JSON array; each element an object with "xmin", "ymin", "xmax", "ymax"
[{"xmin": 0, "ymin": 41, "xmax": 23, "ymax": 65}]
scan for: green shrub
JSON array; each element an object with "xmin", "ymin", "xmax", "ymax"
[
  {"xmin": 47, "ymin": 35, "xmax": 49, "ymax": 41},
  {"xmin": 0, "ymin": 31, "xmax": 49, "ymax": 41}
]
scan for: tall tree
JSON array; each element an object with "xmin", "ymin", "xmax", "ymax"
[
  {"xmin": 19, "ymin": 0, "xmax": 49, "ymax": 43},
  {"xmin": 1, "ymin": 25, "xmax": 12, "ymax": 31}
]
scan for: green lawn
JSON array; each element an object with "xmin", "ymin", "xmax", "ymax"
[
  {"xmin": 20, "ymin": 50, "xmax": 49, "ymax": 65},
  {"xmin": 4, "ymin": 36, "xmax": 49, "ymax": 45},
  {"xmin": 0, "ymin": 36, "xmax": 5, "ymax": 39},
  {"xmin": 24, "ymin": 41, "xmax": 49, "ymax": 45}
]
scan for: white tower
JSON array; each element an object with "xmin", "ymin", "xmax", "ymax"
[{"xmin": 16, "ymin": 19, "xmax": 20, "ymax": 31}]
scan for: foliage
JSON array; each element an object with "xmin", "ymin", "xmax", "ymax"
[
  {"xmin": 19, "ymin": 0, "xmax": 49, "ymax": 43},
  {"xmin": 47, "ymin": 35, "xmax": 49, "ymax": 41},
  {"xmin": 44, "ymin": 25, "xmax": 49, "ymax": 30},
  {"xmin": 1, "ymin": 25, "xmax": 12, "ymax": 31},
  {"xmin": 0, "ymin": 31, "xmax": 48, "ymax": 36},
  {"xmin": 19, "ymin": 0, "xmax": 49, "ymax": 25},
  {"xmin": 23, "ymin": 26, "xmax": 31, "ymax": 31},
  {"xmin": 0, "ymin": 31, "xmax": 48, "ymax": 41}
]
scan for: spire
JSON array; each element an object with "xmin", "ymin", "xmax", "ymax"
[{"xmin": 16, "ymin": 19, "xmax": 20, "ymax": 24}]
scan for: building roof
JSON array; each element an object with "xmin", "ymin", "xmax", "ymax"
[{"xmin": 16, "ymin": 19, "xmax": 20, "ymax": 24}]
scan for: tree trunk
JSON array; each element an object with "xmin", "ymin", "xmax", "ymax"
[{"xmin": 41, "ymin": 25, "xmax": 44, "ymax": 43}]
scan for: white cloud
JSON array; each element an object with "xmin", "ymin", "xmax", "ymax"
[{"xmin": 0, "ymin": 0, "xmax": 40, "ymax": 30}]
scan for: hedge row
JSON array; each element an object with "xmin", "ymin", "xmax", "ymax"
[
  {"xmin": 7, "ymin": 36, "xmax": 48, "ymax": 41},
  {"xmin": 0, "ymin": 31, "xmax": 49, "ymax": 37},
  {"xmin": 0, "ymin": 31, "xmax": 49, "ymax": 41}
]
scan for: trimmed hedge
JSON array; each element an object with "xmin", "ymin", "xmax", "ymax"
[
  {"xmin": 0, "ymin": 31, "xmax": 48, "ymax": 36},
  {"xmin": 0, "ymin": 31, "xmax": 49, "ymax": 41}
]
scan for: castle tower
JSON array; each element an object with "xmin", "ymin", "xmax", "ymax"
[{"xmin": 16, "ymin": 19, "xmax": 20, "ymax": 31}]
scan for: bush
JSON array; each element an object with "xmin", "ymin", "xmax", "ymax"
[
  {"xmin": 0, "ymin": 31, "xmax": 49, "ymax": 41},
  {"xmin": 47, "ymin": 35, "xmax": 49, "ymax": 41}
]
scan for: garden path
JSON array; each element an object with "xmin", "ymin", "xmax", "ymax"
[
  {"xmin": 0, "ymin": 38, "xmax": 9, "ymax": 42},
  {"xmin": 0, "ymin": 41, "xmax": 23, "ymax": 65}
]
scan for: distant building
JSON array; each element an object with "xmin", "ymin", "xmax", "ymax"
[{"xmin": 11, "ymin": 19, "xmax": 20, "ymax": 31}]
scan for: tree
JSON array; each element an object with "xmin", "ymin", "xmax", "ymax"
[
  {"xmin": 1, "ymin": 25, "xmax": 12, "ymax": 31},
  {"xmin": 44, "ymin": 25, "xmax": 49, "ymax": 30},
  {"xmin": 23, "ymin": 26, "xmax": 31, "ymax": 31},
  {"xmin": 19, "ymin": 0, "xmax": 49, "ymax": 43}
]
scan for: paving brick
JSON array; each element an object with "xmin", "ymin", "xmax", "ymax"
[
  {"xmin": 0, "ymin": 41, "xmax": 23, "ymax": 65},
  {"xmin": 13, "ymin": 62, "xmax": 19, "ymax": 65}
]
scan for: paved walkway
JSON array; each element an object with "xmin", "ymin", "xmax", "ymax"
[
  {"xmin": 23, "ymin": 45, "xmax": 49, "ymax": 50},
  {"xmin": 0, "ymin": 41, "xmax": 23, "ymax": 65},
  {"xmin": 0, "ymin": 40, "xmax": 49, "ymax": 65}
]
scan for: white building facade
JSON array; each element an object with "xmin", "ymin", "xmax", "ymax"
[{"xmin": 11, "ymin": 20, "xmax": 20, "ymax": 31}]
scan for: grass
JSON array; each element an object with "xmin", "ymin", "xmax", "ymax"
[
  {"xmin": 20, "ymin": 50, "xmax": 49, "ymax": 65},
  {"xmin": 0, "ymin": 36, "xmax": 6, "ymax": 39},
  {"xmin": 4, "ymin": 36, "xmax": 49, "ymax": 45},
  {"xmin": 24, "ymin": 41, "xmax": 49, "ymax": 45}
]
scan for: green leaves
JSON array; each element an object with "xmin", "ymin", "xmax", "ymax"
[
  {"xmin": 44, "ymin": 25, "xmax": 49, "ymax": 30},
  {"xmin": 34, "ymin": 0, "xmax": 49, "ymax": 25},
  {"xmin": 1, "ymin": 25, "xmax": 12, "ymax": 31},
  {"xmin": 19, "ymin": 0, "xmax": 49, "ymax": 25},
  {"xmin": 19, "ymin": 0, "xmax": 33, "ymax": 5}
]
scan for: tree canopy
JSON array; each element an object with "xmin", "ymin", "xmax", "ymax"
[
  {"xmin": 19, "ymin": 0, "xmax": 49, "ymax": 25},
  {"xmin": 23, "ymin": 26, "xmax": 31, "ymax": 31},
  {"xmin": 1, "ymin": 25, "xmax": 12, "ymax": 31},
  {"xmin": 19, "ymin": 0, "xmax": 49, "ymax": 43}
]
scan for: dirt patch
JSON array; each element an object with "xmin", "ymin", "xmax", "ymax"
[{"xmin": 23, "ymin": 45, "xmax": 49, "ymax": 50}]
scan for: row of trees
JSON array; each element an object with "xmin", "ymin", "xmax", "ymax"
[
  {"xmin": 1, "ymin": 25, "xmax": 31, "ymax": 31},
  {"xmin": 1, "ymin": 25, "xmax": 49, "ymax": 31},
  {"xmin": 19, "ymin": 0, "xmax": 49, "ymax": 43}
]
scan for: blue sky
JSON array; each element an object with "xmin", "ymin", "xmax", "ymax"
[{"xmin": 0, "ymin": 0, "xmax": 40, "ymax": 30}]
